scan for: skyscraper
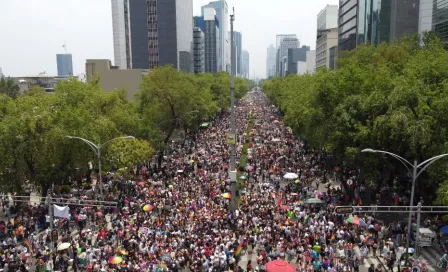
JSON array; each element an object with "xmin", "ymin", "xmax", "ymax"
[
  {"xmin": 287, "ymin": 46, "xmax": 310, "ymax": 75},
  {"xmin": 193, "ymin": 27, "xmax": 205, "ymax": 74},
  {"xmin": 201, "ymin": 0, "xmax": 229, "ymax": 72},
  {"xmin": 266, "ymin": 44, "xmax": 277, "ymax": 78},
  {"xmin": 275, "ymin": 34, "xmax": 297, "ymax": 76},
  {"xmin": 316, "ymin": 5, "xmax": 339, "ymax": 69},
  {"xmin": 418, "ymin": 0, "xmax": 433, "ymax": 37},
  {"xmin": 338, "ymin": 0, "xmax": 358, "ymax": 52},
  {"xmin": 202, "ymin": 8, "xmax": 220, "ymax": 73},
  {"xmin": 279, "ymin": 37, "xmax": 299, "ymax": 77},
  {"xmin": 233, "ymin": 31, "xmax": 242, "ymax": 76},
  {"xmin": 56, "ymin": 54, "xmax": 73, "ymax": 77},
  {"xmin": 433, "ymin": 0, "xmax": 448, "ymax": 44},
  {"xmin": 242, "ymin": 50, "xmax": 249, "ymax": 79},
  {"xmin": 111, "ymin": 0, "xmax": 194, "ymax": 72}
]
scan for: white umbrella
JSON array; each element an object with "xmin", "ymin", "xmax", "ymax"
[
  {"xmin": 271, "ymin": 138, "xmax": 282, "ymax": 143},
  {"xmin": 57, "ymin": 242, "xmax": 71, "ymax": 251},
  {"xmin": 283, "ymin": 173, "xmax": 299, "ymax": 180}
]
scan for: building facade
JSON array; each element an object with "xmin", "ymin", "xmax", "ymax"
[
  {"xmin": 306, "ymin": 50, "xmax": 316, "ymax": 74},
  {"xmin": 433, "ymin": 0, "xmax": 448, "ymax": 44},
  {"xmin": 0, "ymin": 67, "xmax": 3, "ymax": 77},
  {"xmin": 86, "ymin": 59, "xmax": 144, "ymax": 101},
  {"xmin": 329, "ymin": 45, "xmax": 338, "ymax": 70},
  {"xmin": 193, "ymin": 27, "xmax": 205, "ymax": 74},
  {"xmin": 318, "ymin": 5, "xmax": 339, "ymax": 30},
  {"xmin": 419, "ymin": 0, "xmax": 434, "ymax": 36},
  {"xmin": 275, "ymin": 34, "xmax": 296, "ymax": 76},
  {"xmin": 203, "ymin": 8, "xmax": 220, "ymax": 73},
  {"xmin": 56, "ymin": 54, "xmax": 73, "ymax": 77},
  {"xmin": 266, "ymin": 44, "xmax": 277, "ymax": 79},
  {"xmin": 357, "ymin": 0, "xmax": 419, "ymax": 46},
  {"xmin": 316, "ymin": 28, "xmax": 339, "ymax": 69},
  {"xmin": 233, "ymin": 31, "xmax": 242, "ymax": 76},
  {"xmin": 242, "ymin": 50, "xmax": 249, "ymax": 79},
  {"xmin": 338, "ymin": 0, "xmax": 358, "ymax": 52},
  {"xmin": 287, "ymin": 46, "xmax": 310, "ymax": 75},
  {"xmin": 111, "ymin": 0, "xmax": 193, "ymax": 72},
  {"xmin": 278, "ymin": 37, "xmax": 299, "ymax": 77},
  {"xmin": 202, "ymin": 0, "xmax": 229, "ymax": 72}
]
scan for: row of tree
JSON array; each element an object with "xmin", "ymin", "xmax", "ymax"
[
  {"xmin": 0, "ymin": 65, "xmax": 249, "ymax": 193},
  {"xmin": 262, "ymin": 34, "xmax": 448, "ymax": 205}
]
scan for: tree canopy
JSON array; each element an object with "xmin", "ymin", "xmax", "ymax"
[
  {"xmin": 262, "ymin": 34, "xmax": 448, "ymax": 203},
  {"xmin": 0, "ymin": 67, "xmax": 249, "ymax": 193}
]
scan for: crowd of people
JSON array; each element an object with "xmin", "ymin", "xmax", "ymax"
[{"xmin": 0, "ymin": 90, "xmax": 440, "ymax": 272}]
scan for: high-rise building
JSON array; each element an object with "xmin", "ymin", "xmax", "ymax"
[
  {"xmin": 56, "ymin": 54, "xmax": 73, "ymax": 77},
  {"xmin": 111, "ymin": 0, "xmax": 194, "ymax": 72},
  {"xmin": 233, "ymin": 31, "xmax": 242, "ymax": 76},
  {"xmin": 338, "ymin": 0, "xmax": 358, "ymax": 52},
  {"xmin": 329, "ymin": 45, "xmax": 338, "ymax": 70},
  {"xmin": 306, "ymin": 50, "xmax": 316, "ymax": 74},
  {"xmin": 266, "ymin": 44, "xmax": 277, "ymax": 78},
  {"xmin": 419, "ymin": 0, "xmax": 434, "ymax": 37},
  {"xmin": 287, "ymin": 46, "xmax": 310, "ymax": 75},
  {"xmin": 318, "ymin": 5, "xmax": 339, "ymax": 31},
  {"xmin": 193, "ymin": 27, "xmax": 205, "ymax": 74},
  {"xmin": 279, "ymin": 37, "xmax": 299, "ymax": 77},
  {"xmin": 202, "ymin": 8, "xmax": 220, "ymax": 73},
  {"xmin": 275, "ymin": 35, "xmax": 297, "ymax": 76},
  {"xmin": 433, "ymin": 0, "xmax": 448, "ymax": 44},
  {"xmin": 202, "ymin": 0, "xmax": 229, "ymax": 72},
  {"xmin": 316, "ymin": 28, "xmax": 339, "ymax": 69},
  {"xmin": 316, "ymin": 5, "xmax": 339, "ymax": 69},
  {"xmin": 357, "ymin": 0, "xmax": 419, "ymax": 46},
  {"xmin": 242, "ymin": 50, "xmax": 249, "ymax": 79}
]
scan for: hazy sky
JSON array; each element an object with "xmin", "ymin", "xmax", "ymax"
[{"xmin": 0, "ymin": 0, "xmax": 338, "ymax": 79}]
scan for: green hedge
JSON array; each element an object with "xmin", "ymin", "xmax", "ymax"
[{"xmin": 237, "ymin": 112, "xmax": 255, "ymax": 193}]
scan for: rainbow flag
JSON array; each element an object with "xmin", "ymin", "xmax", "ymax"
[
  {"xmin": 24, "ymin": 239, "xmax": 33, "ymax": 254},
  {"xmin": 330, "ymin": 233, "xmax": 336, "ymax": 241},
  {"xmin": 235, "ymin": 243, "xmax": 243, "ymax": 257}
]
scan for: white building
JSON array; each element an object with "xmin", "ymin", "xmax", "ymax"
[
  {"xmin": 316, "ymin": 5, "xmax": 338, "ymax": 69},
  {"xmin": 317, "ymin": 5, "xmax": 338, "ymax": 31},
  {"xmin": 266, "ymin": 44, "xmax": 277, "ymax": 78},
  {"xmin": 306, "ymin": 50, "xmax": 316, "ymax": 74},
  {"xmin": 111, "ymin": 0, "xmax": 129, "ymax": 69},
  {"xmin": 278, "ymin": 37, "xmax": 298, "ymax": 77},
  {"xmin": 297, "ymin": 61, "xmax": 307, "ymax": 75},
  {"xmin": 418, "ymin": 0, "xmax": 433, "ymax": 36}
]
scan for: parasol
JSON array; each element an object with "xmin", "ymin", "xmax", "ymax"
[
  {"xmin": 142, "ymin": 204, "xmax": 154, "ymax": 212},
  {"xmin": 346, "ymin": 215, "xmax": 367, "ymax": 228},
  {"xmin": 109, "ymin": 256, "xmax": 123, "ymax": 264},
  {"xmin": 222, "ymin": 193, "xmax": 231, "ymax": 199},
  {"xmin": 57, "ymin": 242, "xmax": 71, "ymax": 251},
  {"xmin": 440, "ymin": 225, "xmax": 448, "ymax": 234},
  {"xmin": 283, "ymin": 173, "xmax": 298, "ymax": 180},
  {"xmin": 303, "ymin": 198, "xmax": 325, "ymax": 205},
  {"xmin": 265, "ymin": 259, "xmax": 295, "ymax": 272}
]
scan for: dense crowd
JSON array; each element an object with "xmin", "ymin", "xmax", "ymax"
[{"xmin": 0, "ymin": 90, "xmax": 440, "ymax": 272}]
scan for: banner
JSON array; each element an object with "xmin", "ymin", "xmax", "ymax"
[{"xmin": 53, "ymin": 204, "xmax": 70, "ymax": 219}]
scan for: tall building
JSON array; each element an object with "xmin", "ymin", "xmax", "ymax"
[
  {"xmin": 266, "ymin": 44, "xmax": 277, "ymax": 78},
  {"xmin": 338, "ymin": 0, "xmax": 358, "ymax": 52},
  {"xmin": 279, "ymin": 37, "xmax": 299, "ymax": 77},
  {"xmin": 316, "ymin": 28, "xmax": 339, "ymax": 69},
  {"xmin": 329, "ymin": 45, "xmax": 338, "ymax": 69},
  {"xmin": 419, "ymin": 0, "xmax": 433, "ymax": 36},
  {"xmin": 433, "ymin": 0, "xmax": 448, "ymax": 44},
  {"xmin": 202, "ymin": 8, "xmax": 220, "ymax": 73},
  {"xmin": 0, "ymin": 67, "xmax": 3, "ymax": 77},
  {"xmin": 111, "ymin": 0, "xmax": 194, "ymax": 72},
  {"xmin": 357, "ymin": 0, "xmax": 419, "ymax": 46},
  {"xmin": 193, "ymin": 27, "xmax": 205, "ymax": 74},
  {"xmin": 275, "ymin": 34, "xmax": 299, "ymax": 76},
  {"xmin": 287, "ymin": 46, "xmax": 310, "ymax": 75},
  {"xmin": 56, "ymin": 54, "xmax": 73, "ymax": 77},
  {"xmin": 306, "ymin": 50, "xmax": 316, "ymax": 74},
  {"xmin": 318, "ymin": 5, "xmax": 339, "ymax": 30},
  {"xmin": 233, "ymin": 31, "xmax": 242, "ymax": 76},
  {"xmin": 242, "ymin": 50, "xmax": 249, "ymax": 79},
  {"xmin": 316, "ymin": 5, "xmax": 339, "ymax": 69},
  {"xmin": 202, "ymin": 0, "xmax": 229, "ymax": 72}
]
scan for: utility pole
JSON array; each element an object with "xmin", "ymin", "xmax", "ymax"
[
  {"xmin": 229, "ymin": 9, "xmax": 237, "ymax": 214},
  {"xmin": 415, "ymin": 202, "xmax": 422, "ymax": 256}
]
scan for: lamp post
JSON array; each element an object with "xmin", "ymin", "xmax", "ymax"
[
  {"xmin": 65, "ymin": 135, "xmax": 135, "ymax": 198},
  {"xmin": 361, "ymin": 148, "xmax": 448, "ymax": 262},
  {"xmin": 229, "ymin": 10, "xmax": 237, "ymax": 214}
]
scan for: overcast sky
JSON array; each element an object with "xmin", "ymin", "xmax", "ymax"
[{"xmin": 0, "ymin": 0, "xmax": 338, "ymax": 79}]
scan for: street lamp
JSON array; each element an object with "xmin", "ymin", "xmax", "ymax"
[
  {"xmin": 65, "ymin": 135, "xmax": 135, "ymax": 197},
  {"xmin": 361, "ymin": 148, "xmax": 448, "ymax": 259}
]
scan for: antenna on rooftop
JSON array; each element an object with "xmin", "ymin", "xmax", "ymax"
[{"xmin": 62, "ymin": 41, "xmax": 67, "ymax": 54}]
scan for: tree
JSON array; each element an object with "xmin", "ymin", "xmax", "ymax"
[{"xmin": 0, "ymin": 77, "xmax": 20, "ymax": 99}]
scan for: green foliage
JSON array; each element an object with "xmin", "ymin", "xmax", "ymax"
[
  {"xmin": 0, "ymin": 77, "xmax": 20, "ymax": 99},
  {"xmin": 262, "ymin": 33, "xmax": 448, "ymax": 199}
]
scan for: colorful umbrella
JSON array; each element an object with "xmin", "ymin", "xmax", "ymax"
[
  {"xmin": 137, "ymin": 181, "xmax": 145, "ymax": 186},
  {"xmin": 109, "ymin": 256, "xmax": 123, "ymax": 264},
  {"xmin": 142, "ymin": 204, "xmax": 154, "ymax": 212},
  {"xmin": 222, "ymin": 193, "xmax": 231, "ymax": 199},
  {"xmin": 266, "ymin": 259, "xmax": 295, "ymax": 272},
  {"xmin": 346, "ymin": 216, "xmax": 367, "ymax": 228}
]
